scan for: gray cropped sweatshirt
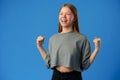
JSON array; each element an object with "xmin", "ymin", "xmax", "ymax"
[{"xmin": 45, "ymin": 31, "xmax": 91, "ymax": 72}]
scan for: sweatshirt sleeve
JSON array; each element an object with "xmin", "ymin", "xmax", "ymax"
[
  {"xmin": 44, "ymin": 38, "xmax": 52, "ymax": 68},
  {"xmin": 44, "ymin": 51, "xmax": 50, "ymax": 68},
  {"xmin": 81, "ymin": 38, "xmax": 91, "ymax": 71}
]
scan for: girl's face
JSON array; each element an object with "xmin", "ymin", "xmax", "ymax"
[{"xmin": 59, "ymin": 6, "xmax": 75, "ymax": 28}]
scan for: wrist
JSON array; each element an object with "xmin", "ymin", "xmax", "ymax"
[
  {"xmin": 37, "ymin": 45, "xmax": 43, "ymax": 49},
  {"xmin": 94, "ymin": 48, "xmax": 99, "ymax": 53}
]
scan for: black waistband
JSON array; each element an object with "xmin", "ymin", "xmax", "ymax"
[
  {"xmin": 52, "ymin": 69, "xmax": 82, "ymax": 80},
  {"xmin": 53, "ymin": 68, "xmax": 81, "ymax": 75}
]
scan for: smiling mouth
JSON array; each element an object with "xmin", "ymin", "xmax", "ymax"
[{"xmin": 61, "ymin": 20, "xmax": 68, "ymax": 23}]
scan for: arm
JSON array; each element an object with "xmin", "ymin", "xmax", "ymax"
[
  {"xmin": 36, "ymin": 36, "xmax": 47, "ymax": 60},
  {"xmin": 90, "ymin": 38, "xmax": 101, "ymax": 64}
]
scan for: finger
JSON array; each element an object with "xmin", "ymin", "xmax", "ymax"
[
  {"xmin": 38, "ymin": 36, "xmax": 44, "ymax": 40},
  {"xmin": 94, "ymin": 39, "xmax": 101, "ymax": 45},
  {"xmin": 94, "ymin": 38, "xmax": 101, "ymax": 41},
  {"xmin": 37, "ymin": 36, "xmax": 44, "ymax": 43}
]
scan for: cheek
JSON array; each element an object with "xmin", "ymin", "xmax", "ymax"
[
  {"xmin": 68, "ymin": 16, "xmax": 75, "ymax": 22},
  {"xmin": 59, "ymin": 15, "xmax": 62, "ymax": 20}
]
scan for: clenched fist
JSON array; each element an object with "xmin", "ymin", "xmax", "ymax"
[
  {"xmin": 93, "ymin": 38, "xmax": 101, "ymax": 51},
  {"xmin": 36, "ymin": 36, "xmax": 45, "ymax": 48}
]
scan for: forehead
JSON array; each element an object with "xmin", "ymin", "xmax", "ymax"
[{"xmin": 60, "ymin": 6, "xmax": 72, "ymax": 13}]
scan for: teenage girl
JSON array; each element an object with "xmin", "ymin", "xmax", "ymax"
[{"xmin": 37, "ymin": 4, "xmax": 101, "ymax": 80}]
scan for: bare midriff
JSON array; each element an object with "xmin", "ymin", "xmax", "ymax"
[{"xmin": 56, "ymin": 66, "xmax": 74, "ymax": 72}]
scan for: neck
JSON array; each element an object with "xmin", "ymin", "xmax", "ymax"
[{"xmin": 61, "ymin": 26, "xmax": 73, "ymax": 33}]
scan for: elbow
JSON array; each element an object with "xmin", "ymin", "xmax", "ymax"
[{"xmin": 81, "ymin": 59, "xmax": 91, "ymax": 71}]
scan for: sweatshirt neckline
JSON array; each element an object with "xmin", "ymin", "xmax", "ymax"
[{"xmin": 59, "ymin": 31, "xmax": 74, "ymax": 35}]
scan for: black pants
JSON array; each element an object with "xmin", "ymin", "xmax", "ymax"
[{"xmin": 52, "ymin": 69, "xmax": 82, "ymax": 80}]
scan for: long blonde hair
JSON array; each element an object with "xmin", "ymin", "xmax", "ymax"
[{"xmin": 58, "ymin": 4, "xmax": 80, "ymax": 33}]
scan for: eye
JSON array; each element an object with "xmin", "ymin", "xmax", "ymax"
[
  {"xmin": 66, "ymin": 13, "xmax": 71, "ymax": 15},
  {"xmin": 67, "ymin": 14, "xmax": 71, "ymax": 15}
]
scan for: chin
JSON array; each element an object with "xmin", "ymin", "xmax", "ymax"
[{"xmin": 61, "ymin": 24, "xmax": 69, "ymax": 28}]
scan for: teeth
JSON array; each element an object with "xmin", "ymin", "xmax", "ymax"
[
  {"xmin": 62, "ymin": 21, "xmax": 67, "ymax": 24},
  {"xmin": 62, "ymin": 20, "xmax": 67, "ymax": 22}
]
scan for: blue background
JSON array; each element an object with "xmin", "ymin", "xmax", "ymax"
[{"xmin": 0, "ymin": 0, "xmax": 120, "ymax": 80}]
